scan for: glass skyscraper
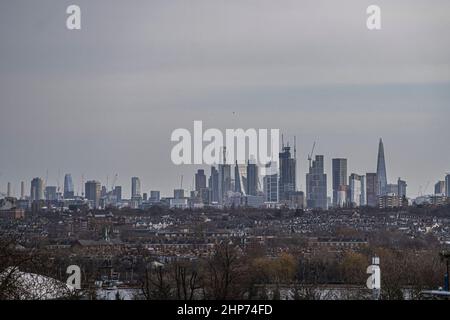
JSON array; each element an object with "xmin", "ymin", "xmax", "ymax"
[
  {"xmin": 63, "ymin": 174, "xmax": 74, "ymax": 199},
  {"xmin": 306, "ymin": 155, "xmax": 327, "ymax": 210},
  {"xmin": 332, "ymin": 158, "xmax": 347, "ymax": 207},
  {"xmin": 376, "ymin": 138, "xmax": 388, "ymax": 196},
  {"xmin": 278, "ymin": 145, "xmax": 296, "ymax": 201}
]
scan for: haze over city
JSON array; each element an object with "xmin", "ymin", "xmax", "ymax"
[{"xmin": 1, "ymin": 0, "xmax": 450, "ymax": 198}]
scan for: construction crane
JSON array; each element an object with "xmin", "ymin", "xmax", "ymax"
[
  {"xmin": 308, "ymin": 141, "xmax": 316, "ymax": 169},
  {"xmin": 294, "ymin": 136, "xmax": 297, "ymax": 160},
  {"xmin": 423, "ymin": 181, "xmax": 431, "ymax": 195},
  {"xmin": 57, "ymin": 169, "xmax": 61, "ymax": 193},
  {"xmin": 111, "ymin": 174, "xmax": 118, "ymax": 191},
  {"xmin": 418, "ymin": 181, "xmax": 431, "ymax": 197},
  {"xmin": 81, "ymin": 174, "xmax": 85, "ymax": 197}
]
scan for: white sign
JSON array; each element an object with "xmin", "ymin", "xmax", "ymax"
[{"xmin": 366, "ymin": 257, "xmax": 381, "ymax": 290}]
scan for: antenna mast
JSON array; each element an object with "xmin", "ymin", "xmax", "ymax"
[{"xmin": 308, "ymin": 141, "xmax": 316, "ymax": 169}]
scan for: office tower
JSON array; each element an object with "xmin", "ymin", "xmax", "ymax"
[
  {"xmin": 446, "ymin": 174, "xmax": 450, "ymax": 197},
  {"xmin": 279, "ymin": 144, "xmax": 296, "ymax": 201},
  {"xmin": 150, "ymin": 190, "xmax": 160, "ymax": 202},
  {"xmin": 263, "ymin": 175, "xmax": 278, "ymax": 203},
  {"xmin": 101, "ymin": 185, "xmax": 107, "ymax": 197},
  {"xmin": 200, "ymin": 188, "xmax": 211, "ymax": 204},
  {"xmin": 131, "ymin": 177, "xmax": 141, "ymax": 198},
  {"xmin": 246, "ymin": 160, "xmax": 258, "ymax": 196},
  {"xmin": 218, "ymin": 148, "xmax": 232, "ymax": 204},
  {"xmin": 234, "ymin": 162, "xmax": 242, "ymax": 194},
  {"xmin": 85, "ymin": 180, "xmax": 101, "ymax": 209},
  {"xmin": 234, "ymin": 161, "xmax": 244, "ymax": 194},
  {"xmin": 235, "ymin": 163, "xmax": 247, "ymax": 194},
  {"xmin": 45, "ymin": 186, "xmax": 57, "ymax": 201},
  {"xmin": 30, "ymin": 177, "xmax": 44, "ymax": 202},
  {"xmin": 7, "ymin": 182, "xmax": 11, "ymax": 197},
  {"xmin": 174, "ymin": 189, "xmax": 185, "ymax": 199},
  {"xmin": 376, "ymin": 138, "xmax": 388, "ymax": 196},
  {"xmin": 337, "ymin": 185, "xmax": 348, "ymax": 207},
  {"xmin": 360, "ymin": 175, "xmax": 366, "ymax": 206},
  {"xmin": 332, "ymin": 158, "xmax": 347, "ymax": 207},
  {"xmin": 397, "ymin": 178, "xmax": 407, "ymax": 198},
  {"xmin": 130, "ymin": 177, "xmax": 142, "ymax": 209},
  {"xmin": 20, "ymin": 181, "xmax": 25, "ymax": 199},
  {"xmin": 349, "ymin": 174, "xmax": 363, "ymax": 207},
  {"xmin": 195, "ymin": 169, "xmax": 207, "ymax": 192},
  {"xmin": 63, "ymin": 174, "xmax": 74, "ymax": 199},
  {"xmin": 289, "ymin": 191, "xmax": 305, "ymax": 209},
  {"xmin": 366, "ymin": 173, "xmax": 378, "ymax": 207},
  {"xmin": 386, "ymin": 184, "xmax": 398, "ymax": 195},
  {"xmin": 306, "ymin": 155, "xmax": 327, "ymax": 209},
  {"xmin": 209, "ymin": 166, "xmax": 219, "ymax": 203},
  {"xmin": 263, "ymin": 161, "xmax": 278, "ymax": 203},
  {"xmin": 114, "ymin": 186, "xmax": 122, "ymax": 202},
  {"xmin": 435, "ymin": 181, "xmax": 446, "ymax": 195}
]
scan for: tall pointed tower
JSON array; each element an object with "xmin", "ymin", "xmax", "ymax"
[{"xmin": 376, "ymin": 138, "xmax": 387, "ymax": 196}]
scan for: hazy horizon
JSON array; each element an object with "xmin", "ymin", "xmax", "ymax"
[{"xmin": 1, "ymin": 0, "xmax": 450, "ymax": 198}]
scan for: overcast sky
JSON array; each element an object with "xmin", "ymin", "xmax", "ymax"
[{"xmin": 1, "ymin": 0, "xmax": 449, "ymax": 198}]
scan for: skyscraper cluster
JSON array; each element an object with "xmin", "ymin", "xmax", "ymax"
[
  {"xmin": 330, "ymin": 139, "xmax": 409, "ymax": 209},
  {"xmin": 4, "ymin": 138, "xmax": 450, "ymax": 211}
]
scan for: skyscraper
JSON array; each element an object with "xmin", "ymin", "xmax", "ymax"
[
  {"xmin": 131, "ymin": 177, "xmax": 141, "ymax": 198},
  {"xmin": 45, "ymin": 186, "xmax": 57, "ymax": 201},
  {"xmin": 306, "ymin": 155, "xmax": 327, "ymax": 209},
  {"xmin": 30, "ymin": 177, "xmax": 44, "ymax": 202},
  {"xmin": 360, "ymin": 175, "xmax": 366, "ymax": 206},
  {"xmin": 337, "ymin": 185, "xmax": 349, "ymax": 207},
  {"xmin": 246, "ymin": 160, "xmax": 258, "ymax": 196},
  {"xmin": 218, "ymin": 147, "xmax": 232, "ymax": 204},
  {"xmin": 234, "ymin": 161, "xmax": 245, "ymax": 194},
  {"xmin": 435, "ymin": 181, "xmax": 446, "ymax": 195},
  {"xmin": 85, "ymin": 180, "xmax": 101, "ymax": 209},
  {"xmin": 376, "ymin": 138, "xmax": 388, "ymax": 196},
  {"xmin": 386, "ymin": 184, "xmax": 398, "ymax": 195},
  {"xmin": 349, "ymin": 174, "xmax": 366, "ymax": 207},
  {"xmin": 279, "ymin": 144, "xmax": 296, "ymax": 201},
  {"xmin": 174, "ymin": 189, "xmax": 185, "ymax": 199},
  {"xmin": 195, "ymin": 169, "xmax": 207, "ymax": 192},
  {"xmin": 114, "ymin": 186, "xmax": 122, "ymax": 202},
  {"xmin": 332, "ymin": 158, "xmax": 347, "ymax": 207},
  {"xmin": 64, "ymin": 174, "xmax": 74, "ymax": 199},
  {"xmin": 263, "ymin": 161, "xmax": 278, "ymax": 203},
  {"xmin": 445, "ymin": 174, "xmax": 450, "ymax": 198},
  {"xmin": 150, "ymin": 190, "xmax": 160, "ymax": 202},
  {"xmin": 7, "ymin": 182, "xmax": 11, "ymax": 197},
  {"xmin": 366, "ymin": 173, "xmax": 378, "ymax": 207},
  {"xmin": 209, "ymin": 166, "xmax": 219, "ymax": 203},
  {"xmin": 397, "ymin": 178, "xmax": 407, "ymax": 198},
  {"xmin": 20, "ymin": 181, "xmax": 25, "ymax": 199},
  {"xmin": 200, "ymin": 188, "xmax": 211, "ymax": 205}
]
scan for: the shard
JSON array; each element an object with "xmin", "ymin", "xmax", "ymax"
[{"xmin": 376, "ymin": 138, "xmax": 388, "ymax": 196}]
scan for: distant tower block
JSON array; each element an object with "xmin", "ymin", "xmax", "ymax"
[
  {"xmin": 21, "ymin": 181, "xmax": 25, "ymax": 199},
  {"xmin": 7, "ymin": 182, "xmax": 11, "ymax": 197},
  {"xmin": 376, "ymin": 138, "xmax": 388, "ymax": 196}
]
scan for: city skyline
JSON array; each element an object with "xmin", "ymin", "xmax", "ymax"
[
  {"xmin": 1, "ymin": 138, "xmax": 449, "ymax": 203},
  {"xmin": 1, "ymin": 1, "xmax": 450, "ymax": 199}
]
